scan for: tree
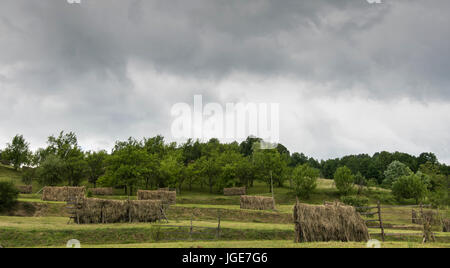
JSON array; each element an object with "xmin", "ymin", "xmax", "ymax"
[
  {"xmin": 159, "ymin": 150, "xmax": 185, "ymax": 192},
  {"xmin": 36, "ymin": 155, "xmax": 65, "ymax": 186},
  {"xmin": 383, "ymin": 161, "xmax": 413, "ymax": 188},
  {"xmin": 334, "ymin": 166, "xmax": 354, "ymax": 196},
  {"xmin": 253, "ymin": 146, "xmax": 287, "ymax": 190},
  {"xmin": 2, "ymin": 135, "xmax": 31, "ymax": 170},
  {"xmin": 45, "ymin": 131, "xmax": 87, "ymax": 186},
  {"xmin": 392, "ymin": 173, "xmax": 428, "ymax": 204},
  {"xmin": 85, "ymin": 150, "xmax": 108, "ymax": 188},
  {"xmin": 0, "ymin": 181, "xmax": 19, "ymax": 212},
  {"xmin": 196, "ymin": 154, "xmax": 221, "ymax": 193},
  {"xmin": 98, "ymin": 139, "xmax": 148, "ymax": 196},
  {"xmin": 292, "ymin": 164, "xmax": 319, "ymax": 199}
]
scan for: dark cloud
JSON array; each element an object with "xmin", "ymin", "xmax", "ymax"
[{"xmin": 0, "ymin": 0, "xmax": 449, "ymax": 162}]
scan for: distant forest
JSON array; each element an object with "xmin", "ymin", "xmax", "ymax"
[{"xmin": 1, "ymin": 132, "xmax": 449, "ymax": 197}]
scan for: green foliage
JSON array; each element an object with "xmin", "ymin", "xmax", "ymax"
[
  {"xmin": 0, "ymin": 181, "xmax": 19, "ymax": 212},
  {"xmin": 392, "ymin": 173, "xmax": 428, "ymax": 204},
  {"xmin": 99, "ymin": 138, "xmax": 149, "ymax": 195},
  {"xmin": 334, "ymin": 166, "xmax": 355, "ymax": 196},
  {"xmin": 36, "ymin": 154, "xmax": 65, "ymax": 186},
  {"xmin": 340, "ymin": 196, "xmax": 370, "ymax": 213},
  {"xmin": 85, "ymin": 150, "xmax": 108, "ymax": 188},
  {"xmin": 354, "ymin": 172, "xmax": 366, "ymax": 195},
  {"xmin": 2, "ymin": 135, "xmax": 32, "ymax": 170},
  {"xmin": 253, "ymin": 145, "xmax": 287, "ymax": 189},
  {"xmin": 383, "ymin": 161, "xmax": 413, "ymax": 188},
  {"xmin": 21, "ymin": 167, "xmax": 35, "ymax": 185},
  {"xmin": 292, "ymin": 164, "xmax": 319, "ymax": 199}
]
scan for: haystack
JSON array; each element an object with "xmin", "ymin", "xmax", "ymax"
[
  {"xmin": 129, "ymin": 200, "xmax": 164, "ymax": 223},
  {"xmin": 240, "ymin": 195, "xmax": 275, "ymax": 210},
  {"xmin": 75, "ymin": 198, "xmax": 163, "ymax": 224},
  {"xmin": 443, "ymin": 219, "xmax": 450, "ymax": 232},
  {"xmin": 137, "ymin": 190, "xmax": 176, "ymax": 205},
  {"xmin": 224, "ymin": 187, "xmax": 246, "ymax": 196},
  {"xmin": 42, "ymin": 186, "xmax": 85, "ymax": 201},
  {"xmin": 17, "ymin": 185, "xmax": 32, "ymax": 194},
  {"xmin": 412, "ymin": 209, "xmax": 439, "ymax": 225},
  {"xmin": 293, "ymin": 201, "xmax": 369, "ymax": 243},
  {"xmin": 90, "ymin": 187, "xmax": 114, "ymax": 196}
]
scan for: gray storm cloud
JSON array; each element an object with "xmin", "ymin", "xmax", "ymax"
[{"xmin": 0, "ymin": 0, "xmax": 449, "ymax": 163}]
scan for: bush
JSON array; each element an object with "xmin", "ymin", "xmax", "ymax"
[
  {"xmin": 334, "ymin": 166, "xmax": 355, "ymax": 196},
  {"xmin": 392, "ymin": 173, "xmax": 428, "ymax": 204},
  {"xmin": 340, "ymin": 196, "xmax": 369, "ymax": 208},
  {"xmin": 0, "ymin": 181, "xmax": 19, "ymax": 212},
  {"xmin": 340, "ymin": 196, "xmax": 370, "ymax": 215}
]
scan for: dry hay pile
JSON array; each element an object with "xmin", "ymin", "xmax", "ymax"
[
  {"xmin": 42, "ymin": 186, "xmax": 86, "ymax": 201},
  {"xmin": 293, "ymin": 202, "xmax": 369, "ymax": 243},
  {"xmin": 412, "ymin": 209, "xmax": 440, "ymax": 225},
  {"xmin": 137, "ymin": 190, "xmax": 176, "ymax": 205},
  {"xmin": 75, "ymin": 198, "xmax": 163, "ymax": 224},
  {"xmin": 443, "ymin": 219, "xmax": 450, "ymax": 232},
  {"xmin": 17, "ymin": 185, "xmax": 32, "ymax": 194},
  {"xmin": 90, "ymin": 187, "xmax": 114, "ymax": 196},
  {"xmin": 224, "ymin": 187, "xmax": 246, "ymax": 196},
  {"xmin": 240, "ymin": 195, "xmax": 275, "ymax": 210}
]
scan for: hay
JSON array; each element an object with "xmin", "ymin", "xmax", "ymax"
[
  {"xmin": 90, "ymin": 187, "xmax": 114, "ymax": 196},
  {"xmin": 42, "ymin": 186, "xmax": 85, "ymax": 201},
  {"xmin": 412, "ymin": 209, "xmax": 439, "ymax": 225},
  {"xmin": 443, "ymin": 219, "xmax": 450, "ymax": 232},
  {"xmin": 17, "ymin": 185, "xmax": 32, "ymax": 194},
  {"xmin": 224, "ymin": 187, "xmax": 246, "ymax": 196},
  {"xmin": 75, "ymin": 198, "xmax": 163, "ymax": 224},
  {"xmin": 137, "ymin": 190, "xmax": 176, "ymax": 205},
  {"xmin": 129, "ymin": 200, "xmax": 164, "ymax": 223},
  {"xmin": 240, "ymin": 195, "xmax": 275, "ymax": 210},
  {"xmin": 293, "ymin": 201, "xmax": 369, "ymax": 243}
]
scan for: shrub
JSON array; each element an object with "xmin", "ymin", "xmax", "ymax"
[
  {"xmin": 334, "ymin": 166, "xmax": 354, "ymax": 196},
  {"xmin": 392, "ymin": 173, "xmax": 428, "ymax": 204},
  {"xmin": 0, "ymin": 181, "xmax": 19, "ymax": 212},
  {"xmin": 340, "ymin": 196, "xmax": 369, "ymax": 208}
]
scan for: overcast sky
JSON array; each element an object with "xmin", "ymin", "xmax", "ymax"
[{"xmin": 0, "ymin": 0, "xmax": 449, "ymax": 163}]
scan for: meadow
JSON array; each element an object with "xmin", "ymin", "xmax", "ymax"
[{"xmin": 0, "ymin": 164, "xmax": 448, "ymax": 248}]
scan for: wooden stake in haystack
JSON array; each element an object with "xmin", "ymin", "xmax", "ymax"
[{"xmin": 293, "ymin": 198, "xmax": 369, "ymax": 243}]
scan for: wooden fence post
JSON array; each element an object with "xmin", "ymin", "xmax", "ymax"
[
  {"xmin": 189, "ymin": 215, "xmax": 193, "ymax": 240},
  {"xmin": 377, "ymin": 201, "xmax": 385, "ymax": 242},
  {"xmin": 216, "ymin": 210, "xmax": 221, "ymax": 240}
]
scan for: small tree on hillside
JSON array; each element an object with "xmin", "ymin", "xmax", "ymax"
[
  {"xmin": 2, "ymin": 135, "xmax": 32, "ymax": 170},
  {"xmin": 292, "ymin": 164, "xmax": 320, "ymax": 199},
  {"xmin": 334, "ymin": 166, "xmax": 355, "ymax": 196}
]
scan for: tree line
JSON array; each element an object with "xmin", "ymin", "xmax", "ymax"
[{"xmin": 0, "ymin": 132, "xmax": 448, "ymax": 205}]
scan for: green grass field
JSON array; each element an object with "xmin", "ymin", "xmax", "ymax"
[{"xmin": 1, "ymin": 164, "xmax": 448, "ymax": 248}]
